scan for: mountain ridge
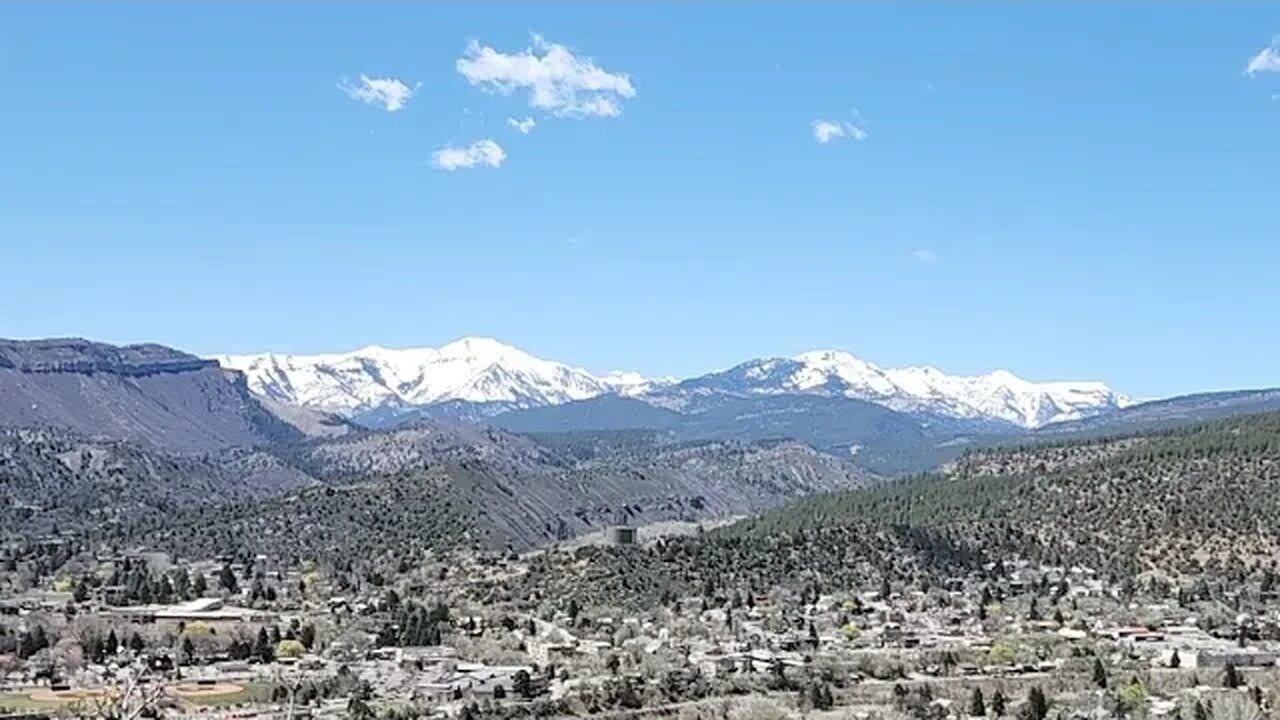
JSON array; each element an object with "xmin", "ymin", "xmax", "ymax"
[
  {"xmin": 216, "ymin": 337, "xmax": 1129, "ymax": 430},
  {"xmin": 215, "ymin": 337, "xmax": 660, "ymax": 421}
]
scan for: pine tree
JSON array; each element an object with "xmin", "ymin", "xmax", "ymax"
[
  {"xmin": 255, "ymin": 627, "xmax": 274, "ymax": 663},
  {"xmin": 991, "ymin": 690, "xmax": 1006, "ymax": 717},
  {"xmin": 969, "ymin": 687, "xmax": 987, "ymax": 717},
  {"xmin": 807, "ymin": 684, "xmax": 823, "ymax": 710},
  {"xmin": 1025, "ymin": 686, "xmax": 1049, "ymax": 720},
  {"xmin": 299, "ymin": 623, "xmax": 316, "ymax": 650},
  {"xmin": 1169, "ymin": 650, "xmax": 1181, "ymax": 669},
  {"xmin": 1093, "ymin": 658, "xmax": 1108, "ymax": 689},
  {"xmin": 172, "ymin": 568, "xmax": 190, "ymax": 599},
  {"xmin": 73, "ymin": 576, "xmax": 90, "ymax": 603},
  {"xmin": 513, "ymin": 670, "xmax": 532, "ymax": 699},
  {"xmin": 1223, "ymin": 663, "xmax": 1241, "ymax": 689},
  {"xmin": 1192, "ymin": 700, "xmax": 1209, "ymax": 720},
  {"xmin": 218, "ymin": 564, "xmax": 237, "ymax": 593}
]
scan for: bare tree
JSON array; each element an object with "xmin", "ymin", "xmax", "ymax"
[
  {"xmin": 272, "ymin": 667, "xmax": 306, "ymax": 720},
  {"xmin": 73, "ymin": 669, "xmax": 169, "ymax": 720}
]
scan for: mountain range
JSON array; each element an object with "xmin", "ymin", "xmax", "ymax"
[
  {"xmin": 3, "ymin": 335, "xmax": 1278, "ymax": 553},
  {"xmin": 216, "ymin": 337, "xmax": 1132, "ymax": 431},
  {"xmin": 0, "ymin": 337, "xmax": 869, "ymax": 549}
]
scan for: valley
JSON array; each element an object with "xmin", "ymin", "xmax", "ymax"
[{"xmin": 2, "ymin": 336, "xmax": 1279, "ymax": 720}]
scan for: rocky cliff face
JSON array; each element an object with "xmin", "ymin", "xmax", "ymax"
[
  {"xmin": 0, "ymin": 338, "xmax": 315, "ymax": 452},
  {"xmin": 0, "ymin": 339, "xmax": 217, "ymax": 375}
]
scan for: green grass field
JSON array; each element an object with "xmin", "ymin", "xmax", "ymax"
[{"xmin": 0, "ymin": 691, "xmax": 78, "ymax": 714}]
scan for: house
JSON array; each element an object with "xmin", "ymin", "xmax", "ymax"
[
  {"xmin": 1193, "ymin": 648, "xmax": 1278, "ymax": 668},
  {"xmin": 400, "ymin": 646, "xmax": 460, "ymax": 670},
  {"xmin": 415, "ymin": 663, "xmax": 533, "ymax": 703},
  {"xmin": 417, "ymin": 675, "xmax": 474, "ymax": 703}
]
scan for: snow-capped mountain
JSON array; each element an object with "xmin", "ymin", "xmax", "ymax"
[
  {"xmin": 675, "ymin": 350, "xmax": 1131, "ymax": 428},
  {"xmin": 215, "ymin": 337, "xmax": 656, "ymax": 416},
  {"xmin": 216, "ymin": 339, "xmax": 1130, "ymax": 430}
]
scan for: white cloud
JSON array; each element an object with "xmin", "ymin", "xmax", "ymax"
[
  {"xmin": 431, "ymin": 140, "xmax": 506, "ymax": 171},
  {"xmin": 911, "ymin": 249, "xmax": 941, "ymax": 263},
  {"xmin": 811, "ymin": 118, "xmax": 867, "ymax": 144},
  {"xmin": 338, "ymin": 74, "xmax": 419, "ymax": 112},
  {"xmin": 507, "ymin": 116, "xmax": 537, "ymax": 134},
  {"xmin": 1246, "ymin": 36, "xmax": 1280, "ymax": 76},
  {"xmin": 812, "ymin": 120, "xmax": 844, "ymax": 144},
  {"xmin": 457, "ymin": 35, "xmax": 635, "ymax": 119}
]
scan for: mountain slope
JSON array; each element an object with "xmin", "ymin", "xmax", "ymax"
[
  {"xmin": 0, "ymin": 427, "xmax": 315, "ymax": 533},
  {"xmin": 2, "ymin": 411, "xmax": 870, "ymax": 555},
  {"xmin": 515, "ymin": 412, "xmax": 1280, "ymax": 606},
  {"xmin": 128, "ymin": 423, "xmax": 871, "ymax": 560},
  {"xmin": 0, "ymin": 338, "xmax": 318, "ymax": 452}
]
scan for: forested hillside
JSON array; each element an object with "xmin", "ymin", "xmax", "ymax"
[{"xmin": 514, "ymin": 412, "xmax": 1280, "ymax": 606}]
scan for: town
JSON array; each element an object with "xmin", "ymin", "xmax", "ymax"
[{"xmin": 4, "ymin": 529, "xmax": 1280, "ymax": 720}]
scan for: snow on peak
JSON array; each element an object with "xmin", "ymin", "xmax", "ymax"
[
  {"xmin": 215, "ymin": 338, "xmax": 649, "ymax": 415},
  {"xmin": 678, "ymin": 349, "xmax": 1130, "ymax": 429},
  {"xmin": 216, "ymin": 338, "xmax": 1130, "ymax": 430},
  {"xmin": 792, "ymin": 352, "xmax": 1130, "ymax": 428}
]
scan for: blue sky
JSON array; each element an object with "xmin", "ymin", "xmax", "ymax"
[{"xmin": 2, "ymin": 4, "xmax": 1278, "ymax": 398}]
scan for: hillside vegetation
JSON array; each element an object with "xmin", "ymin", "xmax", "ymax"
[
  {"xmin": 512, "ymin": 412, "xmax": 1280, "ymax": 606},
  {"xmin": 3, "ymin": 420, "xmax": 870, "ymax": 558}
]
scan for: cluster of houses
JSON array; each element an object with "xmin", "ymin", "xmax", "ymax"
[{"xmin": 1107, "ymin": 623, "xmax": 1280, "ymax": 668}]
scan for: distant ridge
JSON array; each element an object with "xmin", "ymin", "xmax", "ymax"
[
  {"xmin": 1036, "ymin": 387, "xmax": 1280, "ymax": 437},
  {"xmin": 0, "ymin": 338, "xmax": 217, "ymax": 375},
  {"xmin": 217, "ymin": 337, "xmax": 1129, "ymax": 430}
]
